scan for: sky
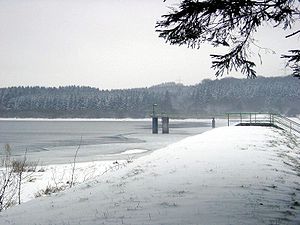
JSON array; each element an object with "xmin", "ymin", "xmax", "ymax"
[{"xmin": 0, "ymin": 0, "xmax": 299, "ymax": 90}]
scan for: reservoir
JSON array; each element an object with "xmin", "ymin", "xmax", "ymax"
[{"xmin": 0, "ymin": 119, "xmax": 226, "ymax": 165}]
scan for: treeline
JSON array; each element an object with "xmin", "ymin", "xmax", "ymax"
[{"xmin": 0, "ymin": 76, "xmax": 299, "ymax": 118}]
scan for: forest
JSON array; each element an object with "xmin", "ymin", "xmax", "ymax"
[{"xmin": 0, "ymin": 76, "xmax": 299, "ymax": 118}]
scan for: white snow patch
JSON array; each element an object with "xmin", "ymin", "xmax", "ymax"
[{"xmin": 119, "ymin": 149, "xmax": 148, "ymax": 155}]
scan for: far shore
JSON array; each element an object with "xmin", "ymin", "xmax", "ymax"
[{"xmin": 0, "ymin": 117, "xmax": 218, "ymax": 122}]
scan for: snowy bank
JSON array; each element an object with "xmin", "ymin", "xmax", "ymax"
[
  {"xmin": 18, "ymin": 160, "xmax": 127, "ymax": 203},
  {"xmin": 0, "ymin": 126, "xmax": 300, "ymax": 225}
]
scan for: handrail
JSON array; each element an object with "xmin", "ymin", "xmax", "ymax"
[
  {"xmin": 274, "ymin": 114, "xmax": 300, "ymax": 127},
  {"xmin": 226, "ymin": 112, "xmax": 300, "ymax": 135},
  {"xmin": 273, "ymin": 114, "xmax": 300, "ymax": 134}
]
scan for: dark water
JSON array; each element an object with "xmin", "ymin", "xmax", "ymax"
[{"xmin": 0, "ymin": 119, "xmax": 225, "ymax": 164}]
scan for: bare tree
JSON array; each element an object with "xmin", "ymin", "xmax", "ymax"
[
  {"xmin": 69, "ymin": 137, "xmax": 82, "ymax": 188},
  {"xmin": 156, "ymin": 0, "xmax": 300, "ymax": 78},
  {"xmin": 0, "ymin": 145, "xmax": 38, "ymax": 209},
  {"xmin": 0, "ymin": 144, "xmax": 16, "ymax": 211},
  {"xmin": 12, "ymin": 149, "xmax": 29, "ymax": 205}
]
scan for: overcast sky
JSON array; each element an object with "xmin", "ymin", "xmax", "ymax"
[{"xmin": 0, "ymin": 0, "xmax": 299, "ymax": 89}]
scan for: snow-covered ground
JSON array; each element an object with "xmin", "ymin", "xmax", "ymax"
[
  {"xmin": 0, "ymin": 126, "xmax": 300, "ymax": 225},
  {"xmin": 19, "ymin": 160, "xmax": 127, "ymax": 203},
  {"xmin": 1, "ymin": 149, "xmax": 149, "ymax": 204}
]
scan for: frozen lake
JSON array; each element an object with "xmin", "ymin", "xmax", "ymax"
[{"xmin": 0, "ymin": 119, "xmax": 227, "ymax": 165}]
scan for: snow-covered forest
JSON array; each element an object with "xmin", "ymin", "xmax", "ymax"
[{"xmin": 0, "ymin": 76, "xmax": 299, "ymax": 118}]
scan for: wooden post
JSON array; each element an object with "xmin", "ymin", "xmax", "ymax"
[
  {"xmin": 152, "ymin": 117, "xmax": 158, "ymax": 134},
  {"xmin": 162, "ymin": 117, "xmax": 169, "ymax": 134}
]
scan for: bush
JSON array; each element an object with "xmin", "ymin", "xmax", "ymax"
[{"xmin": 35, "ymin": 185, "xmax": 66, "ymax": 198}]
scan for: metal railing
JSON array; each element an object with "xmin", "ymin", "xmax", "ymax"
[
  {"xmin": 226, "ymin": 112, "xmax": 300, "ymax": 135},
  {"xmin": 273, "ymin": 114, "xmax": 300, "ymax": 134}
]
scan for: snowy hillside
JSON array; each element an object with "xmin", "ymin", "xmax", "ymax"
[{"xmin": 0, "ymin": 126, "xmax": 300, "ymax": 225}]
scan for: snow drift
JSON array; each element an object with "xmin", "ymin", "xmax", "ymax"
[{"xmin": 0, "ymin": 126, "xmax": 299, "ymax": 225}]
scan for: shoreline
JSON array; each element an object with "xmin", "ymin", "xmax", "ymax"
[{"xmin": 0, "ymin": 117, "xmax": 219, "ymax": 122}]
